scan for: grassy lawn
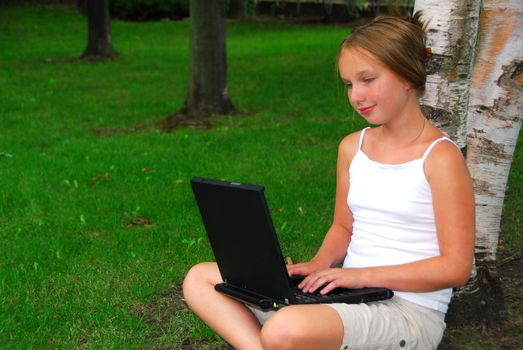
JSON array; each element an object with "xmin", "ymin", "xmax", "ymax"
[{"xmin": 0, "ymin": 5, "xmax": 520, "ymax": 349}]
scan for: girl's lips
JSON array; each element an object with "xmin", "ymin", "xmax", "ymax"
[{"xmin": 358, "ymin": 105, "xmax": 374, "ymax": 115}]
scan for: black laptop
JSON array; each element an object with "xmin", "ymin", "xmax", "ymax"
[{"xmin": 190, "ymin": 177, "xmax": 393, "ymax": 311}]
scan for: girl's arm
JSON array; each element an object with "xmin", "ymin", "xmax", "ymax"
[
  {"xmin": 299, "ymin": 140, "xmax": 475, "ymax": 294},
  {"xmin": 287, "ymin": 132, "xmax": 359, "ymax": 276}
]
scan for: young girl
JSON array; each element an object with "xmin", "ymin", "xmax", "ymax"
[{"xmin": 183, "ymin": 12, "xmax": 475, "ymax": 350}]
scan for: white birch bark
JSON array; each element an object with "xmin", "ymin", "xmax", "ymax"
[
  {"xmin": 414, "ymin": 0, "xmax": 482, "ymax": 148},
  {"xmin": 414, "ymin": 0, "xmax": 491, "ymax": 324},
  {"xmin": 466, "ymin": 0, "xmax": 523, "ymax": 262}
]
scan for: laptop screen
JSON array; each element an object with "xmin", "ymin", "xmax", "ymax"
[{"xmin": 191, "ymin": 178, "xmax": 293, "ymax": 301}]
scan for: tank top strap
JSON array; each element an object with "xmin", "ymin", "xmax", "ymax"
[
  {"xmin": 422, "ymin": 136, "xmax": 457, "ymax": 161},
  {"xmin": 358, "ymin": 127, "xmax": 370, "ymax": 150}
]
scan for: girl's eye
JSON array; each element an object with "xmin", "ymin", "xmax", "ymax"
[
  {"xmin": 345, "ymin": 82, "xmax": 353, "ymax": 89},
  {"xmin": 363, "ymin": 77, "xmax": 375, "ymax": 84}
]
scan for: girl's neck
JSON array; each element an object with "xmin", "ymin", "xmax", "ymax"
[{"xmin": 378, "ymin": 102, "xmax": 427, "ymax": 147}]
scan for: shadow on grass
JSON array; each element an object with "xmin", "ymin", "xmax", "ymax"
[
  {"xmin": 133, "ymin": 284, "xmax": 233, "ymax": 350},
  {"xmin": 94, "ymin": 110, "xmax": 256, "ymax": 136},
  {"xmin": 159, "ymin": 113, "xmax": 215, "ymax": 132},
  {"xmin": 93, "ymin": 114, "xmax": 213, "ymax": 137}
]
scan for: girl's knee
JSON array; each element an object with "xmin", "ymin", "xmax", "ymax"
[
  {"xmin": 260, "ymin": 306, "xmax": 344, "ymax": 350},
  {"xmin": 260, "ymin": 307, "xmax": 308, "ymax": 350},
  {"xmin": 182, "ymin": 262, "xmax": 219, "ymax": 300}
]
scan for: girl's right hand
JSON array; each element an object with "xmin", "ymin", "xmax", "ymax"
[{"xmin": 286, "ymin": 259, "xmax": 329, "ymax": 278}]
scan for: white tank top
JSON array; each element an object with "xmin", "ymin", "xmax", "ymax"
[{"xmin": 343, "ymin": 127, "xmax": 453, "ymax": 313}]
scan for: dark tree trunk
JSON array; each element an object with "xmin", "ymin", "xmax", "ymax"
[
  {"xmin": 77, "ymin": 0, "xmax": 87, "ymax": 15},
  {"xmin": 183, "ymin": 0, "xmax": 235, "ymax": 118},
  {"xmin": 228, "ymin": 0, "xmax": 247, "ymax": 19},
  {"xmin": 445, "ymin": 259, "xmax": 505, "ymax": 327},
  {"xmin": 81, "ymin": 0, "xmax": 116, "ymax": 59}
]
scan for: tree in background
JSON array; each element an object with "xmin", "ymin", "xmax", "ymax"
[
  {"xmin": 229, "ymin": 0, "xmax": 247, "ymax": 19},
  {"xmin": 81, "ymin": 0, "xmax": 117, "ymax": 59},
  {"xmin": 182, "ymin": 0, "xmax": 235, "ymax": 118},
  {"xmin": 414, "ymin": 0, "xmax": 522, "ymax": 326}
]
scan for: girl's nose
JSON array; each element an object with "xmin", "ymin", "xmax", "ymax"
[{"xmin": 349, "ymin": 85, "xmax": 364, "ymax": 104}]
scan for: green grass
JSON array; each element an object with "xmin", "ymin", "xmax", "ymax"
[{"xmin": 0, "ymin": 5, "xmax": 521, "ymax": 349}]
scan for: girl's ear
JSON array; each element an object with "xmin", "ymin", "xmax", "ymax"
[
  {"xmin": 403, "ymin": 79, "xmax": 417, "ymax": 96},
  {"xmin": 402, "ymin": 78, "xmax": 413, "ymax": 91}
]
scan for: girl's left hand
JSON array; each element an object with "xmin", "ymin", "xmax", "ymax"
[{"xmin": 298, "ymin": 267, "xmax": 367, "ymax": 295}]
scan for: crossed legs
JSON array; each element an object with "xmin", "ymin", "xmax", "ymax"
[{"xmin": 182, "ymin": 262, "xmax": 344, "ymax": 350}]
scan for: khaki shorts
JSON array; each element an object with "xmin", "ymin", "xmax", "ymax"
[{"xmin": 248, "ymin": 296, "xmax": 446, "ymax": 350}]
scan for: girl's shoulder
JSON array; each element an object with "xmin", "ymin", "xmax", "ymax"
[
  {"xmin": 423, "ymin": 135, "xmax": 468, "ymax": 184},
  {"xmin": 422, "ymin": 123, "xmax": 461, "ymax": 161},
  {"xmin": 338, "ymin": 128, "xmax": 367, "ymax": 165},
  {"xmin": 339, "ymin": 128, "xmax": 368, "ymax": 151},
  {"xmin": 424, "ymin": 137, "xmax": 463, "ymax": 164}
]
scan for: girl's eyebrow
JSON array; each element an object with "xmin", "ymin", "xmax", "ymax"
[
  {"xmin": 355, "ymin": 70, "xmax": 374, "ymax": 78},
  {"xmin": 340, "ymin": 69, "xmax": 375, "ymax": 82}
]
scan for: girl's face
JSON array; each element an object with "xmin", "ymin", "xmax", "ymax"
[{"xmin": 338, "ymin": 47, "xmax": 413, "ymax": 125}]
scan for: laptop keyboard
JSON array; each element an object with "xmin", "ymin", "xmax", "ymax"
[{"xmin": 292, "ymin": 287, "xmax": 355, "ymax": 303}]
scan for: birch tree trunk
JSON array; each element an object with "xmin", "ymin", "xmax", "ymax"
[
  {"xmin": 413, "ymin": 0, "xmax": 497, "ymax": 326},
  {"xmin": 463, "ymin": 0, "xmax": 523, "ymax": 324},
  {"xmin": 467, "ymin": 0, "xmax": 522, "ymax": 267},
  {"xmin": 414, "ymin": 0, "xmax": 522, "ymax": 326},
  {"xmin": 413, "ymin": 0, "xmax": 481, "ymax": 149}
]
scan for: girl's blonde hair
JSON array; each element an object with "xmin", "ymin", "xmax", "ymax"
[{"xmin": 339, "ymin": 11, "xmax": 429, "ymax": 97}]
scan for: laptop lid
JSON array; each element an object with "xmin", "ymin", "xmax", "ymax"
[{"xmin": 190, "ymin": 177, "xmax": 294, "ymax": 303}]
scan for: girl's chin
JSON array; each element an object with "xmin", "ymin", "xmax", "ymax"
[{"xmin": 359, "ymin": 114, "xmax": 382, "ymax": 126}]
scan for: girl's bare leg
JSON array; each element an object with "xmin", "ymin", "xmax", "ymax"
[
  {"xmin": 182, "ymin": 262, "xmax": 264, "ymax": 350},
  {"xmin": 183, "ymin": 262, "xmax": 344, "ymax": 350},
  {"xmin": 260, "ymin": 304, "xmax": 344, "ymax": 350}
]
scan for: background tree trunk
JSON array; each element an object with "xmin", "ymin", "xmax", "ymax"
[
  {"xmin": 183, "ymin": 0, "xmax": 235, "ymax": 118},
  {"xmin": 81, "ymin": 0, "xmax": 116, "ymax": 59},
  {"xmin": 414, "ymin": 0, "xmax": 481, "ymax": 149},
  {"xmin": 77, "ymin": 0, "xmax": 87, "ymax": 15},
  {"xmin": 228, "ymin": 0, "xmax": 247, "ymax": 19}
]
